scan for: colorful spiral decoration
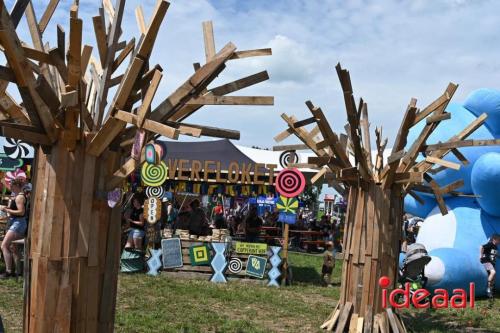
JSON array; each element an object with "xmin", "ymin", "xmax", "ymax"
[
  {"xmin": 141, "ymin": 161, "xmax": 168, "ymax": 186},
  {"xmin": 4, "ymin": 138, "xmax": 31, "ymax": 159},
  {"xmin": 275, "ymin": 168, "xmax": 306, "ymax": 198},
  {"xmin": 279, "ymin": 150, "xmax": 298, "ymax": 168},
  {"xmin": 145, "ymin": 144, "xmax": 157, "ymax": 164},
  {"xmin": 228, "ymin": 257, "xmax": 243, "ymax": 274},
  {"xmin": 276, "ymin": 195, "xmax": 299, "ymax": 214},
  {"xmin": 145, "ymin": 186, "xmax": 165, "ymax": 198}
]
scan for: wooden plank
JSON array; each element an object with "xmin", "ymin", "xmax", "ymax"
[
  {"xmin": 9, "ymin": 0, "xmax": 30, "ymax": 28},
  {"xmin": 0, "ymin": 92, "xmax": 30, "ymax": 123},
  {"xmin": 426, "ymin": 112, "xmax": 451, "ymax": 124},
  {"xmin": 209, "ymin": 71, "xmax": 269, "ymax": 96},
  {"xmin": 112, "ymin": 38, "xmax": 135, "ymax": 72},
  {"xmin": 56, "ymin": 24, "xmax": 65, "ymax": 59},
  {"xmin": 0, "ymin": 65, "xmax": 16, "ymax": 82},
  {"xmin": 334, "ymin": 302, "xmax": 353, "ymax": 333},
  {"xmin": 387, "ymin": 149, "xmax": 406, "ymax": 165},
  {"xmin": 94, "ymin": 0, "xmax": 126, "ymax": 127},
  {"xmin": 103, "ymin": 0, "xmax": 115, "ymax": 22},
  {"xmin": 274, "ymin": 128, "xmax": 293, "ymax": 143},
  {"xmin": 424, "ymin": 173, "xmax": 448, "ymax": 215},
  {"xmin": 92, "ymin": 13, "xmax": 107, "ymax": 67},
  {"xmin": 0, "ymin": 125, "xmax": 51, "ymax": 145},
  {"xmin": 412, "ymin": 83, "xmax": 458, "ymax": 125},
  {"xmin": 360, "ymin": 102, "xmax": 373, "ymax": 169},
  {"xmin": 425, "ymin": 156, "xmax": 461, "ymax": 170},
  {"xmin": 136, "ymin": 0, "xmax": 170, "ymax": 58},
  {"xmin": 363, "ymin": 306, "xmax": 373, "ymax": 333},
  {"xmin": 67, "ymin": 17, "xmax": 83, "ymax": 89},
  {"xmin": 202, "ymin": 21, "xmax": 216, "ymax": 62},
  {"xmin": 135, "ymin": 5, "xmax": 147, "ymax": 34},
  {"xmin": 438, "ymin": 179, "xmax": 464, "ymax": 195},
  {"xmin": 163, "ymin": 121, "xmax": 240, "ymax": 140},
  {"xmin": 293, "ymin": 116, "xmax": 317, "ymax": 128},
  {"xmin": 21, "ymin": 47, "xmax": 56, "ymax": 65},
  {"xmin": 408, "ymin": 190, "xmax": 425, "ymax": 205},
  {"xmin": 229, "ymin": 48, "xmax": 272, "ymax": 59},
  {"xmin": 114, "ymin": 110, "xmax": 179, "ymax": 139},
  {"xmin": 186, "ymin": 95, "xmax": 274, "ymax": 105},
  {"xmin": 386, "ymin": 309, "xmax": 400, "ymax": 333},
  {"xmin": 38, "ymin": 0, "xmax": 60, "ymax": 33},
  {"xmin": 81, "ymin": 45, "xmax": 93, "ymax": 74},
  {"xmin": 272, "ymin": 143, "xmax": 308, "ymax": 151},
  {"xmin": 137, "ymin": 69, "xmax": 163, "ymax": 127},
  {"xmin": 61, "ymin": 91, "xmax": 79, "ymax": 108},
  {"xmin": 423, "ymin": 138, "xmax": 500, "ymax": 151},
  {"xmin": 450, "ymin": 148, "xmax": 469, "ymax": 165},
  {"xmin": 311, "ymin": 168, "xmax": 327, "ymax": 184},
  {"xmin": 394, "ymin": 172, "xmax": 423, "ymax": 184}
]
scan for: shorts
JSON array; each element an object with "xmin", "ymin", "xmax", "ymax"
[
  {"xmin": 128, "ymin": 229, "xmax": 145, "ymax": 239},
  {"xmin": 8, "ymin": 217, "xmax": 27, "ymax": 236},
  {"xmin": 322, "ymin": 265, "xmax": 333, "ymax": 275},
  {"xmin": 483, "ymin": 262, "xmax": 495, "ymax": 272}
]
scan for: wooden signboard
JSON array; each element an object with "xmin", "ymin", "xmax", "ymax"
[
  {"xmin": 161, "ymin": 238, "xmax": 183, "ymax": 269},
  {"xmin": 235, "ymin": 242, "xmax": 268, "ymax": 255},
  {"xmin": 144, "ymin": 196, "xmax": 161, "ymax": 224}
]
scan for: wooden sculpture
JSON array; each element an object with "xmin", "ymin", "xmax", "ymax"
[
  {"xmin": 0, "ymin": 0, "xmax": 273, "ymax": 331},
  {"xmin": 274, "ymin": 63, "xmax": 500, "ymax": 332}
]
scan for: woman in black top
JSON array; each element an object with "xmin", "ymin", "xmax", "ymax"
[
  {"xmin": 124, "ymin": 197, "xmax": 145, "ymax": 250},
  {"xmin": 1, "ymin": 178, "xmax": 27, "ymax": 278}
]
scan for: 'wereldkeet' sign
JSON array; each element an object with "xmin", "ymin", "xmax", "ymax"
[
  {"xmin": 235, "ymin": 242, "xmax": 268, "ymax": 255},
  {"xmin": 166, "ymin": 159, "xmax": 278, "ymax": 185}
]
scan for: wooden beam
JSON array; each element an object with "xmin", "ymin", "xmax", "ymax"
[
  {"xmin": 22, "ymin": 46, "xmax": 56, "ymax": 65},
  {"xmin": 111, "ymin": 38, "xmax": 135, "ymax": 72},
  {"xmin": 423, "ymin": 139, "xmax": 500, "ymax": 151},
  {"xmin": 293, "ymin": 117, "xmax": 317, "ymax": 128},
  {"xmin": 67, "ymin": 16, "xmax": 83, "ymax": 89},
  {"xmin": 387, "ymin": 149, "xmax": 406, "ymax": 165},
  {"xmin": 450, "ymin": 148, "xmax": 469, "ymax": 166},
  {"xmin": 425, "ymin": 156, "xmax": 461, "ymax": 170},
  {"xmin": 137, "ymin": 69, "xmax": 163, "ymax": 128},
  {"xmin": 408, "ymin": 190, "xmax": 425, "ymax": 205},
  {"xmin": 81, "ymin": 45, "xmax": 93, "ymax": 74},
  {"xmin": 185, "ymin": 95, "xmax": 274, "ymax": 106},
  {"xmin": 162, "ymin": 121, "xmax": 240, "ymax": 140},
  {"xmin": 209, "ymin": 71, "xmax": 269, "ymax": 96},
  {"xmin": 438, "ymin": 179, "xmax": 464, "ymax": 195},
  {"xmin": 229, "ymin": 48, "xmax": 272, "ymax": 60},
  {"xmin": 412, "ymin": 83, "xmax": 458, "ymax": 125},
  {"xmin": 38, "ymin": 0, "xmax": 60, "ymax": 33},
  {"xmin": 92, "ymin": 12, "xmax": 107, "ymax": 68},
  {"xmin": 202, "ymin": 21, "xmax": 216, "ymax": 62},
  {"xmin": 0, "ymin": 65, "xmax": 16, "ymax": 82},
  {"xmin": 272, "ymin": 143, "xmax": 308, "ymax": 151},
  {"xmin": 0, "ymin": 125, "xmax": 51, "ymax": 145},
  {"xmin": 274, "ymin": 127, "xmax": 293, "ymax": 143},
  {"xmin": 9, "ymin": 0, "xmax": 30, "ymax": 28},
  {"xmin": 393, "ymin": 172, "xmax": 423, "ymax": 184},
  {"xmin": 426, "ymin": 112, "xmax": 451, "ymax": 124},
  {"xmin": 311, "ymin": 167, "xmax": 327, "ymax": 184},
  {"xmin": 424, "ymin": 173, "xmax": 448, "ymax": 215},
  {"xmin": 114, "ymin": 110, "xmax": 179, "ymax": 139},
  {"xmin": 57, "ymin": 24, "xmax": 65, "ymax": 59},
  {"xmin": 135, "ymin": 6, "xmax": 147, "ymax": 34}
]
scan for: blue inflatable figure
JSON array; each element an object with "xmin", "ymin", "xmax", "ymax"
[{"xmin": 404, "ymin": 88, "xmax": 500, "ymax": 297}]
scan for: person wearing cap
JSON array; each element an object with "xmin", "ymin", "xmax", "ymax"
[{"xmin": 1, "ymin": 178, "xmax": 27, "ymax": 278}]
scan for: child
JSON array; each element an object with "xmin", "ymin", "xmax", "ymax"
[
  {"xmin": 322, "ymin": 241, "xmax": 335, "ymax": 287},
  {"xmin": 480, "ymin": 234, "xmax": 500, "ymax": 298}
]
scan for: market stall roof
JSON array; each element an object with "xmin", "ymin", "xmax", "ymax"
[{"xmin": 159, "ymin": 139, "xmax": 316, "ymax": 173}]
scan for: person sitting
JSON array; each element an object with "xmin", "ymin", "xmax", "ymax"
[
  {"xmin": 480, "ymin": 234, "xmax": 500, "ymax": 298},
  {"xmin": 321, "ymin": 241, "xmax": 335, "ymax": 287},
  {"xmin": 1, "ymin": 178, "xmax": 27, "ymax": 278},
  {"xmin": 244, "ymin": 206, "xmax": 262, "ymax": 243},
  {"xmin": 124, "ymin": 197, "xmax": 145, "ymax": 250},
  {"xmin": 188, "ymin": 199, "xmax": 209, "ymax": 236}
]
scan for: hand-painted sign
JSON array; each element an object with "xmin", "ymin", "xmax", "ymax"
[
  {"xmin": 246, "ymin": 255, "xmax": 267, "ymax": 279},
  {"xmin": 161, "ymin": 238, "xmax": 183, "ymax": 269},
  {"xmin": 0, "ymin": 153, "xmax": 23, "ymax": 171},
  {"xmin": 189, "ymin": 244, "xmax": 211, "ymax": 266},
  {"xmin": 235, "ymin": 242, "xmax": 268, "ymax": 255}
]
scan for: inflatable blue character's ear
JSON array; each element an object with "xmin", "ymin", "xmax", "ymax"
[{"xmin": 403, "ymin": 88, "xmax": 500, "ymax": 297}]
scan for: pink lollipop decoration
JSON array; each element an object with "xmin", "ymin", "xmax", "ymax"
[{"xmin": 5, "ymin": 168, "xmax": 27, "ymax": 188}]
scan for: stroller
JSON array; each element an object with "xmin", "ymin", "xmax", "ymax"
[{"xmin": 398, "ymin": 243, "xmax": 432, "ymax": 303}]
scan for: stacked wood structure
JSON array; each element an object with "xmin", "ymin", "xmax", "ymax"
[
  {"xmin": 274, "ymin": 64, "xmax": 499, "ymax": 332},
  {"xmin": 0, "ymin": 0, "xmax": 273, "ymax": 331}
]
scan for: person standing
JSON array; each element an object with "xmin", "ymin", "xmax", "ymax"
[
  {"xmin": 0, "ymin": 178, "xmax": 27, "ymax": 278},
  {"xmin": 480, "ymin": 234, "xmax": 500, "ymax": 298},
  {"xmin": 322, "ymin": 241, "xmax": 335, "ymax": 287},
  {"xmin": 188, "ymin": 199, "xmax": 209, "ymax": 236},
  {"xmin": 124, "ymin": 196, "xmax": 145, "ymax": 250},
  {"xmin": 244, "ymin": 206, "xmax": 262, "ymax": 243}
]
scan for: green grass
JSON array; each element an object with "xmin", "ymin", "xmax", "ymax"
[{"xmin": 1, "ymin": 253, "xmax": 499, "ymax": 332}]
